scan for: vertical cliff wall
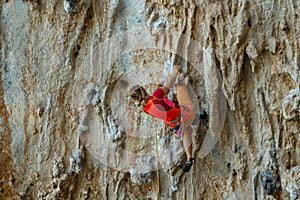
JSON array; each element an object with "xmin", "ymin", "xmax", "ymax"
[{"xmin": 0, "ymin": 0, "xmax": 299, "ymax": 199}]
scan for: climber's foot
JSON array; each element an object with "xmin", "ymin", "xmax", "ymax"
[
  {"xmin": 183, "ymin": 158, "xmax": 194, "ymax": 172},
  {"xmin": 199, "ymin": 110, "xmax": 208, "ymax": 120}
]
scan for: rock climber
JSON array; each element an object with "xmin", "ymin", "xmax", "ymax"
[{"xmin": 129, "ymin": 65, "xmax": 196, "ymax": 172}]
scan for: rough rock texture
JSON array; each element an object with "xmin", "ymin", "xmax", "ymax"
[{"xmin": 0, "ymin": 0, "xmax": 299, "ymax": 199}]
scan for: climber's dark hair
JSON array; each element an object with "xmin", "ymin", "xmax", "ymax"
[{"xmin": 129, "ymin": 85, "xmax": 148, "ymax": 107}]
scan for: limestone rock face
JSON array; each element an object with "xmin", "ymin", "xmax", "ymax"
[{"xmin": 0, "ymin": 0, "xmax": 299, "ymax": 199}]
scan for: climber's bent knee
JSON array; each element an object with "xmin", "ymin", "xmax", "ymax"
[{"xmin": 176, "ymin": 84, "xmax": 193, "ymax": 105}]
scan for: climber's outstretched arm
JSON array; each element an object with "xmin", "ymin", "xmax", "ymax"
[
  {"xmin": 161, "ymin": 66, "xmax": 182, "ymax": 94},
  {"xmin": 161, "ymin": 71, "xmax": 177, "ymax": 94}
]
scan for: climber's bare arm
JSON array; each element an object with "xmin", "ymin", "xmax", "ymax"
[{"xmin": 160, "ymin": 65, "xmax": 182, "ymax": 94}]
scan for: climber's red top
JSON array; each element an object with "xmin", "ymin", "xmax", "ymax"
[{"xmin": 143, "ymin": 88, "xmax": 181, "ymax": 127}]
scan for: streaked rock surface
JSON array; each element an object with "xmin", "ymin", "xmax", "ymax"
[{"xmin": 0, "ymin": 0, "xmax": 299, "ymax": 199}]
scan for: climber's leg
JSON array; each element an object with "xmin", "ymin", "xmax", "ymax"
[
  {"xmin": 176, "ymin": 78, "xmax": 196, "ymax": 172},
  {"xmin": 182, "ymin": 125, "xmax": 194, "ymax": 172},
  {"xmin": 183, "ymin": 126, "xmax": 193, "ymax": 160}
]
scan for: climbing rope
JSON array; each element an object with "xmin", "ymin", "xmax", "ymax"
[{"xmin": 155, "ymin": 130, "xmax": 161, "ymax": 200}]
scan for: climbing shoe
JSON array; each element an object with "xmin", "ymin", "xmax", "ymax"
[
  {"xmin": 192, "ymin": 111, "xmax": 208, "ymax": 125},
  {"xmin": 183, "ymin": 158, "xmax": 194, "ymax": 172}
]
